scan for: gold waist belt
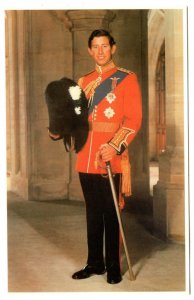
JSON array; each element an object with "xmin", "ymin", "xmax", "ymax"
[{"xmin": 89, "ymin": 121, "xmax": 120, "ymax": 133}]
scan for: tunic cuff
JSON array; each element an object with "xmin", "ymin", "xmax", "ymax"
[
  {"xmin": 108, "ymin": 143, "xmax": 126, "ymax": 155},
  {"xmin": 108, "ymin": 127, "xmax": 135, "ymax": 152}
]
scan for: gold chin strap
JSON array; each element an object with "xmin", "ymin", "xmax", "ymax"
[{"xmin": 64, "ymin": 136, "xmax": 75, "ymax": 152}]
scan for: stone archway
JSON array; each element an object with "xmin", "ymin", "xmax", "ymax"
[
  {"xmin": 153, "ymin": 10, "xmax": 185, "ymax": 241},
  {"xmin": 148, "ymin": 10, "xmax": 165, "ymax": 195},
  {"xmin": 148, "ymin": 9, "xmax": 165, "ymax": 161},
  {"xmin": 148, "ymin": 10, "xmax": 185, "ymax": 242}
]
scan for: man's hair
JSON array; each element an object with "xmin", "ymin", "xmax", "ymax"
[{"xmin": 88, "ymin": 29, "xmax": 116, "ymax": 48}]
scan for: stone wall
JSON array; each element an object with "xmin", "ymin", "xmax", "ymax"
[{"xmin": 6, "ymin": 9, "xmax": 149, "ymax": 201}]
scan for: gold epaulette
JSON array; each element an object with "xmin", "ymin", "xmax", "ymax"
[
  {"xmin": 77, "ymin": 77, "xmax": 84, "ymax": 88},
  {"xmin": 117, "ymin": 67, "xmax": 134, "ymax": 75}
]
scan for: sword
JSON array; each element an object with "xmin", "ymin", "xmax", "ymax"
[{"xmin": 106, "ymin": 161, "xmax": 136, "ymax": 281}]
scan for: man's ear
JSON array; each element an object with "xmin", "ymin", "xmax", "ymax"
[
  {"xmin": 111, "ymin": 44, "xmax": 117, "ymax": 55},
  {"xmin": 88, "ymin": 47, "xmax": 93, "ymax": 56}
]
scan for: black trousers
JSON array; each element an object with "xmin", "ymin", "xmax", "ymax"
[{"xmin": 79, "ymin": 173, "xmax": 120, "ymax": 271}]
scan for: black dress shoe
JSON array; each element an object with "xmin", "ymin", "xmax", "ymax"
[
  {"xmin": 107, "ymin": 270, "xmax": 122, "ymax": 284},
  {"xmin": 72, "ymin": 265, "xmax": 106, "ymax": 279},
  {"xmin": 107, "ymin": 263, "xmax": 122, "ymax": 284}
]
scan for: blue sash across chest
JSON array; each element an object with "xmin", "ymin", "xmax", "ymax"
[{"xmin": 88, "ymin": 70, "xmax": 128, "ymax": 115}]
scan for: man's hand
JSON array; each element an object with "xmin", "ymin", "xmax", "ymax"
[{"xmin": 99, "ymin": 144, "xmax": 117, "ymax": 162}]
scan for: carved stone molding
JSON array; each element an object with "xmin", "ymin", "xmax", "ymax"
[
  {"xmin": 65, "ymin": 10, "xmax": 116, "ymax": 31},
  {"xmin": 148, "ymin": 9, "xmax": 164, "ymax": 26},
  {"xmin": 50, "ymin": 10, "xmax": 72, "ymax": 30}
]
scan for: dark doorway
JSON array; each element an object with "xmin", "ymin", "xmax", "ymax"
[{"xmin": 155, "ymin": 41, "xmax": 166, "ymax": 159}]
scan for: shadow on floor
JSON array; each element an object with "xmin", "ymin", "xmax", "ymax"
[{"xmin": 7, "ymin": 191, "xmax": 167, "ymax": 279}]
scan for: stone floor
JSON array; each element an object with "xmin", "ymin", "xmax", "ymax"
[{"xmin": 7, "ymin": 191, "xmax": 187, "ymax": 296}]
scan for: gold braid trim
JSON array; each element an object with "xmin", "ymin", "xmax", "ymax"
[
  {"xmin": 89, "ymin": 121, "xmax": 120, "ymax": 133},
  {"xmin": 119, "ymin": 150, "xmax": 131, "ymax": 210},
  {"xmin": 121, "ymin": 150, "xmax": 131, "ymax": 196},
  {"xmin": 109, "ymin": 127, "xmax": 135, "ymax": 152},
  {"xmin": 84, "ymin": 80, "xmax": 96, "ymax": 97}
]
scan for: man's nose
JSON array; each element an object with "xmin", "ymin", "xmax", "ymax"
[{"xmin": 98, "ymin": 46, "xmax": 103, "ymax": 54}]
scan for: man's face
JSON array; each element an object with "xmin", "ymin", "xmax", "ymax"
[{"xmin": 88, "ymin": 36, "xmax": 116, "ymax": 66}]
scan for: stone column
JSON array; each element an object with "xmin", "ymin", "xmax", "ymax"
[
  {"xmin": 65, "ymin": 10, "xmax": 115, "ymax": 200},
  {"xmin": 6, "ymin": 10, "xmax": 74, "ymax": 201},
  {"xmin": 6, "ymin": 11, "xmax": 29, "ymax": 199},
  {"xmin": 153, "ymin": 10, "xmax": 184, "ymax": 241}
]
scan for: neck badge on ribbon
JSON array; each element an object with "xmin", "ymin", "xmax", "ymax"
[{"xmin": 88, "ymin": 70, "xmax": 128, "ymax": 115}]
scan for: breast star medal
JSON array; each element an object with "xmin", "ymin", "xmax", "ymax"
[
  {"xmin": 106, "ymin": 92, "xmax": 116, "ymax": 104},
  {"xmin": 104, "ymin": 107, "xmax": 115, "ymax": 119}
]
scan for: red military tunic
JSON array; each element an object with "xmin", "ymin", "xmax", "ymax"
[{"xmin": 76, "ymin": 60, "xmax": 142, "ymax": 197}]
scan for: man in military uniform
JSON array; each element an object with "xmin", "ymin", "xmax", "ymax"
[{"xmin": 72, "ymin": 29, "xmax": 142, "ymax": 284}]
